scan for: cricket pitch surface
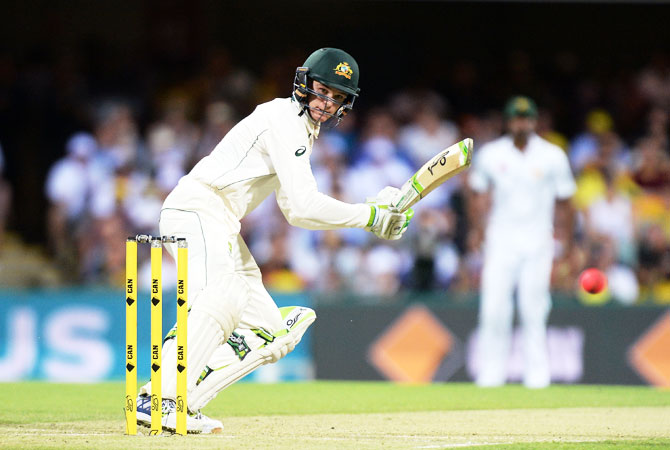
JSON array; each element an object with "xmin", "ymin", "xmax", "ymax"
[{"xmin": 1, "ymin": 382, "xmax": 669, "ymax": 449}]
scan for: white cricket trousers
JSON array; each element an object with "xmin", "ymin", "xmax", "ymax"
[
  {"xmin": 476, "ymin": 237, "xmax": 553, "ymax": 388},
  {"xmin": 160, "ymin": 177, "xmax": 283, "ymax": 333},
  {"xmin": 142, "ymin": 177, "xmax": 283, "ymax": 401}
]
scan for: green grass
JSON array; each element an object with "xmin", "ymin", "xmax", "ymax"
[{"xmin": 1, "ymin": 382, "xmax": 669, "ymax": 449}]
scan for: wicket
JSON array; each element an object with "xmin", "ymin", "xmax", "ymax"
[{"xmin": 125, "ymin": 235, "xmax": 188, "ymax": 436}]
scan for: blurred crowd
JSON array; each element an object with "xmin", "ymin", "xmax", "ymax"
[{"xmin": 2, "ymin": 49, "xmax": 670, "ymax": 306}]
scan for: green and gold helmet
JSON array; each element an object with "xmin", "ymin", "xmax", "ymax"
[
  {"xmin": 504, "ymin": 96, "xmax": 538, "ymax": 118},
  {"xmin": 293, "ymin": 47, "xmax": 360, "ymax": 126}
]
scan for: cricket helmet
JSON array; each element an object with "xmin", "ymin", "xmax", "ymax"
[
  {"xmin": 504, "ymin": 96, "xmax": 538, "ymax": 119},
  {"xmin": 293, "ymin": 47, "xmax": 360, "ymax": 126}
]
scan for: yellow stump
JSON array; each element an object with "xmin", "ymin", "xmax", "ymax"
[
  {"xmin": 125, "ymin": 238, "xmax": 138, "ymax": 435},
  {"xmin": 150, "ymin": 237, "xmax": 163, "ymax": 435},
  {"xmin": 176, "ymin": 238, "xmax": 188, "ymax": 435}
]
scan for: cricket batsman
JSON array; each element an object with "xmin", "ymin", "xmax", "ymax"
[{"xmin": 136, "ymin": 48, "xmax": 414, "ymax": 433}]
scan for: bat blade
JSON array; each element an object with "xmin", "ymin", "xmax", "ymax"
[{"xmin": 391, "ymin": 138, "xmax": 473, "ymax": 212}]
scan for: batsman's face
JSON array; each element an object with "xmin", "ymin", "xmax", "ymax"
[
  {"xmin": 508, "ymin": 116, "xmax": 537, "ymax": 139},
  {"xmin": 308, "ymin": 81, "xmax": 347, "ymax": 123}
]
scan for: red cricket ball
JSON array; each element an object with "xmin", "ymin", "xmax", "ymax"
[{"xmin": 579, "ymin": 268, "xmax": 607, "ymax": 294}]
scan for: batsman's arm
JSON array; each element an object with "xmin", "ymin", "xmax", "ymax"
[{"xmin": 265, "ymin": 128, "xmax": 370, "ymax": 230}]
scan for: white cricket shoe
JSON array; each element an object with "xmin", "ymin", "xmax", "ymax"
[
  {"xmin": 136, "ymin": 394, "xmax": 223, "ymax": 434},
  {"xmin": 184, "ymin": 410, "xmax": 224, "ymax": 434}
]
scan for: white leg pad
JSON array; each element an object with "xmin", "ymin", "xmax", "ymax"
[
  {"xmin": 141, "ymin": 271, "xmax": 251, "ymax": 398},
  {"xmin": 188, "ymin": 306, "xmax": 316, "ymax": 411},
  {"xmin": 140, "ymin": 310, "xmax": 225, "ymax": 399}
]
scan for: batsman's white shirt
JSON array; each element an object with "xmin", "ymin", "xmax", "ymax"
[
  {"xmin": 468, "ymin": 133, "xmax": 576, "ymax": 388},
  {"xmin": 184, "ymin": 97, "xmax": 370, "ymax": 232}
]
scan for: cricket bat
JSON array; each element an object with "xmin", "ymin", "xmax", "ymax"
[{"xmin": 390, "ymin": 138, "xmax": 473, "ymax": 212}]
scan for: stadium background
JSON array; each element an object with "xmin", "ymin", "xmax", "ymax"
[{"xmin": 0, "ymin": 1, "xmax": 669, "ymax": 387}]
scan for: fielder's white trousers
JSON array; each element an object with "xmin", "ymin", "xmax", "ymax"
[{"xmin": 476, "ymin": 236, "xmax": 553, "ymax": 388}]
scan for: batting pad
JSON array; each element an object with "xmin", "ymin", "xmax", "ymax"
[
  {"xmin": 188, "ymin": 306, "xmax": 316, "ymax": 411},
  {"xmin": 141, "ymin": 310, "xmax": 225, "ymax": 400}
]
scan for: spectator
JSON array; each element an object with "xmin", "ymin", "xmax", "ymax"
[
  {"xmin": 645, "ymin": 106, "xmax": 669, "ymax": 148},
  {"xmin": 44, "ymin": 132, "xmax": 98, "ymax": 280},
  {"xmin": 536, "ymin": 109, "xmax": 569, "ymax": 151},
  {"xmin": 569, "ymin": 109, "xmax": 616, "ymax": 172},
  {"xmin": 153, "ymin": 91, "xmax": 200, "ymax": 166},
  {"xmin": 398, "ymin": 91, "xmax": 461, "ymax": 208},
  {"xmin": 306, "ymin": 229, "xmax": 364, "ymax": 293},
  {"xmin": 409, "ymin": 208, "xmax": 459, "ymax": 290},
  {"xmin": 636, "ymin": 223, "xmax": 670, "ymax": 303},
  {"xmin": 83, "ymin": 102, "xmax": 146, "ymax": 283},
  {"xmin": 343, "ymin": 109, "xmax": 413, "ymax": 204},
  {"xmin": 260, "ymin": 231, "xmax": 306, "ymax": 293},
  {"xmin": 572, "ymin": 131, "xmax": 631, "ymax": 212},
  {"xmin": 636, "ymin": 53, "xmax": 670, "ymax": 109},
  {"xmin": 585, "ymin": 169, "xmax": 635, "ymax": 264},
  {"xmin": 198, "ymin": 46, "xmax": 257, "ymax": 114},
  {"xmin": 631, "ymin": 137, "xmax": 670, "ymax": 192},
  {"xmin": 358, "ymin": 245, "xmax": 406, "ymax": 297},
  {"xmin": 587, "ymin": 237, "xmax": 639, "ymax": 306},
  {"xmin": 193, "ymin": 101, "xmax": 236, "ymax": 164},
  {"xmin": 398, "ymin": 91, "xmax": 460, "ymax": 168}
]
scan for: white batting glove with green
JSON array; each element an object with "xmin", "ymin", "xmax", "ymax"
[
  {"xmin": 372, "ymin": 186, "xmax": 402, "ymax": 206},
  {"xmin": 365, "ymin": 186, "xmax": 413, "ymax": 240},
  {"xmin": 366, "ymin": 204, "xmax": 413, "ymax": 240}
]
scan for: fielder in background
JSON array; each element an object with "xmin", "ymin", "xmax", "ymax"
[
  {"xmin": 136, "ymin": 47, "xmax": 413, "ymax": 433},
  {"xmin": 468, "ymin": 96, "xmax": 576, "ymax": 389}
]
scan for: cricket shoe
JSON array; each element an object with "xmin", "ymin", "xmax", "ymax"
[
  {"xmin": 181, "ymin": 409, "xmax": 224, "ymax": 435},
  {"xmin": 136, "ymin": 394, "xmax": 223, "ymax": 434}
]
